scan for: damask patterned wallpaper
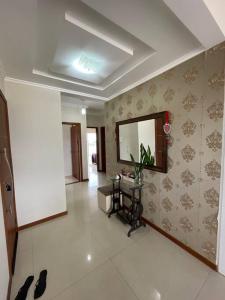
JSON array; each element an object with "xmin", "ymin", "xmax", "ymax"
[{"xmin": 105, "ymin": 42, "xmax": 225, "ymax": 264}]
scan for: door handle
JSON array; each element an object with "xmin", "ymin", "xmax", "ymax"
[{"xmin": 5, "ymin": 183, "xmax": 12, "ymax": 192}]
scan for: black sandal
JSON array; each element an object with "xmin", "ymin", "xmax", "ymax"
[
  {"xmin": 34, "ymin": 269, "xmax": 47, "ymax": 299},
  {"xmin": 15, "ymin": 275, "xmax": 34, "ymax": 300}
]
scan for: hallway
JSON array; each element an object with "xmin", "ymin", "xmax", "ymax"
[{"xmin": 11, "ymin": 174, "xmax": 225, "ymax": 300}]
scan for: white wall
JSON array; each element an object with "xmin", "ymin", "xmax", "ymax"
[
  {"xmin": 86, "ymin": 113, "xmax": 105, "ymax": 170},
  {"xmin": 86, "ymin": 113, "xmax": 105, "ymax": 128},
  {"xmin": 0, "ymin": 61, "xmax": 9, "ymax": 300},
  {"xmin": 138, "ymin": 119, "xmax": 155, "ymax": 159},
  {"xmin": 5, "ymin": 81, "xmax": 67, "ymax": 227},
  {"xmin": 87, "ymin": 127, "xmax": 97, "ymax": 165},
  {"xmin": 61, "ymin": 100, "xmax": 88, "ymax": 180},
  {"xmin": 62, "ymin": 124, "xmax": 72, "ymax": 177},
  {"xmin": 203, "ymin": 0, "xmax": 225, "ymax": 36},
  {"xmin": 119, "ymin": 123, "xmax": 139, "ymax": 161}
]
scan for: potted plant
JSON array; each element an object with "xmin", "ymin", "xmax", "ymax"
[{"xmin": 130, "ymin": 143, "xmax": 155, "ymax": 184}]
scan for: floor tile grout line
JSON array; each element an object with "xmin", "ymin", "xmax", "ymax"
[
  {"xmin": 46, "ymin": 240, "xmax": 136, "ymax": 300},
  {"xmin": 46, "ymin": 236, "xmax": 136, "ymax": 300},
  {"xmin": 193, "ymin": 270, "xmax": 212, "ymax": 300},
  {"xmin": 14, "ymin": 228, "xmax": 132, "ymax": 299},
  {"xmin": 12, "ymin": 175, "xmax": 219, "ymax": 300},
  {"xmin": 48, "ymin": 258, "xmax": 112, "ymax": 300},
  {"xmin": 104, "ymin": 236, "xmax": 136, "ymax": 260},
  {"xmin": 109, "ymin": 256, "xmax": 142, "ymax": 300}
]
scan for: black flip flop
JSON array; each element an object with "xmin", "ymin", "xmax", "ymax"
[
  {"xmin": 34, "ymin": 269, "xmax": 47, "ymax": 299},
  {"xmin": 15, "ymin": 275, "xmax": 34, "ymax": 300}
]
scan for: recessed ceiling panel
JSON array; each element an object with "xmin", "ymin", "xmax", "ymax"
[
  {"xmin": 1, "ymin": 0, "xmax": 224, "ymax": 106},
  {"xmin": 50, "ymin": 21, "xmax": 132, "ymax": 84}
]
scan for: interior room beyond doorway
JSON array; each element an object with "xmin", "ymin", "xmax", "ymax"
[{"xmin": 87, "ymin": 127, "xmax": 98, "ymax": 177}]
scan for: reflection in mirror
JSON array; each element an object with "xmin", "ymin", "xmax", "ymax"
[
  {"xmin": 116, "ymin": 112, "xmax": 167, "ymax": 173},
  {"xmin": 119, "ymin": 119, "xmax": 155, "ymax": 163}
]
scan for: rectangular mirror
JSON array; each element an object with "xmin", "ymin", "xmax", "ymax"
[{"xmin": 116, "ymin": 112, "xmax": 168, "ymax": 173}]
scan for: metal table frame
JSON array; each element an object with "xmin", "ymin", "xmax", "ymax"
[{"xmin": 108, "ymin": 176, "xmax": 146, "ymax": 237}]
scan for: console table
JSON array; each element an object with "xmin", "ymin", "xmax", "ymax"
[{"xmin": 103, "ymin": 176, "xmax": 146, "ymax": 237}]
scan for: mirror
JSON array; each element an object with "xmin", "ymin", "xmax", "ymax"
[{"xmin": 116, "ymin": 112, "xmax": 167, "ymax": 173}]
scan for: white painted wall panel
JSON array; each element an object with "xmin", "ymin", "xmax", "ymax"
[
  {"xmin": 86, "ymin": 113, "xmax": 105, "ymax": 170},
  {"xmin": 62, "ymin": 125, "xmax": 72, "ymax": 177},
  {"xmin": 61, "ymin": 101, "xmax": 88, "ymax": 180},
  {"xmin": 5, "ymin": 81, "xmax": 66, "ymax": 226}
]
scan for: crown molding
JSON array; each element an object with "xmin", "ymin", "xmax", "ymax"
[
  {"xmin": 108, "ymin": 47, "xmax": 205, "ymax": 100},
  {"xmin": 33, "ymin": 52, "xmax": 154, "ymax": 92},
  {"xmin": 4, "ymin": 77, "xmax": 108, "ymax": 101},
  {"xmin": 4, "ymin": 47, "xmax": 205, "ymax": 103},
  {"xmin": 33, "ymin": 69, "xmax": 103, "ymax": 90}
]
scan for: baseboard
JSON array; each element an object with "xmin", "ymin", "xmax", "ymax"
[
  {"xmin": 82, "ymin": 178, "xmax": 89, "ymax": 182},
  {"xmin": 7, "ymin": 274, "xmax": 12, "ymax": 300},
  {"xmin": 18, "ymin": 211, "xmax": 68, "ymax": 231},
  {"xmin": 142, "ymin": 216, "xmax": 217, "ymax": 271},
  {"xmin": 65, "ymin": 181, "xmax": 79, "ymax": 185}
]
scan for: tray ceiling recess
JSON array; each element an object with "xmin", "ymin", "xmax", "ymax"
[
  {"xmin": 33, "ymin": 4, "xmax": 155, "ymax": 91},
  {"xmin": 1, "ymin": 0, "xmax": 225, "ymax": 105}
]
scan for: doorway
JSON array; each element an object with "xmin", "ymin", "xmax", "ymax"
[
  {"xmin": 0, "ymin": 90, "xmax": 18, "ymax": 275},
  {"xmin": 62, "ymin": 122, "xmax": 83, "ymax": 184},
  {"xmin": 87, "ymin": 127, "xmax": 98, "ymax": 177},
  {"xmin": 100, "ymin": 126, "xmax": 106, "ymax": 172}
]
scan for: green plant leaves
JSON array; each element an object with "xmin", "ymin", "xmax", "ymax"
[{"xmin": 130, "ymin": 143, "xmax": 155, "ymax": 179}]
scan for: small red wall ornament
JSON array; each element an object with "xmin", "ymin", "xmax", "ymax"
[{"xmin": 163, "ymin": 111, "xmax": 171, "ymax": 143}]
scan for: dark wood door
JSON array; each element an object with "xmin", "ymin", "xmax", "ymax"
[
  {"xmin": 100, "ymin": 127, "xmax": 106, "ymax": 172},
  {"xmin": 71, "ymin": 124, "xmax": 83, "ymax": 181},
  {"xmin": 0, "ymin": 90, "xmax": 18, "ymax": 275}
]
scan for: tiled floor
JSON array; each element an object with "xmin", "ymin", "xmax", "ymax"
[
  {"xmin": 65, "ymin": 176, "xmax": 78, "ymax": 185},
  {"xmin": 11, "ymin": 171, "xmax": 225, "ymax": 300}
]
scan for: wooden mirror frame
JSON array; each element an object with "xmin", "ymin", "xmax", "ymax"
[{"xmin": 116, "ymin": 112, "xmax": 168, "ymax": 173}]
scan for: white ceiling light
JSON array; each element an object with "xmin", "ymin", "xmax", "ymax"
[
  {"xmin": 81, "ymin": 107, "xmax": 86, "ymax": 115},
  {"xmin": 87, "ymin": 254, "xmax": 92, "ymax": 262},
  {"xmin": 73, "ymin": 54, "xmax": 98, "ymax": 74}
]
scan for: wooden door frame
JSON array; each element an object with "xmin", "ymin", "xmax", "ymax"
[
  {"xmin": 62, "ymin": 122, "xmax": 83, "ymax": 181},
  {"xmin": 0, "ymin": 89, "xmax": 18, "ymax": 299},
  {"xmin": 87, "ymin": 127, "xmax": 100, "ymax": 171},
  {"xmin": 100, "ymin": 126, "xmax": 106, "ymax": 173}
]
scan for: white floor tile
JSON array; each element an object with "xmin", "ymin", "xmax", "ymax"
[
  {"xmin": 11, "ymin": 169, "xmax": 225, "ymax": 300},
  {"xmin": 10, "ymin": 249, "xmax": 34, "ymax": 300},
  {"xmin": 196, "ymin": 271, "xmax": 225, "ymax": 300},
  {"xmin": 112, "ymin": 230, "xmax": 211, "ymax": 300},
  {"xmin": 53, "ymin": 261, "xmax": 138, "ymax": 300}
]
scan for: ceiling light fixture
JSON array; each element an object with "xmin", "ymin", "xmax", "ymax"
[
  {"xmin": 81, "ymin": 107, "xmax": 86, "ymax": 115},
  {"xmin": 73, "ymin": 54, "xmax": 97, "ymax": 74},
  {"xmin": 87, "ymin": 254, "xmax": 92, "ymax": 262}
]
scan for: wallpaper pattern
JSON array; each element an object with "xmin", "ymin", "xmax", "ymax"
[{"xmin": 105, "ymin": 42, "xmax": 225, "ymax": 264}]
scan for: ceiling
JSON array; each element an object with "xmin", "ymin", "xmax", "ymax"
[{"xmin": 0, "ymin": 0, "xmax": 225, "ymax": 109}]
